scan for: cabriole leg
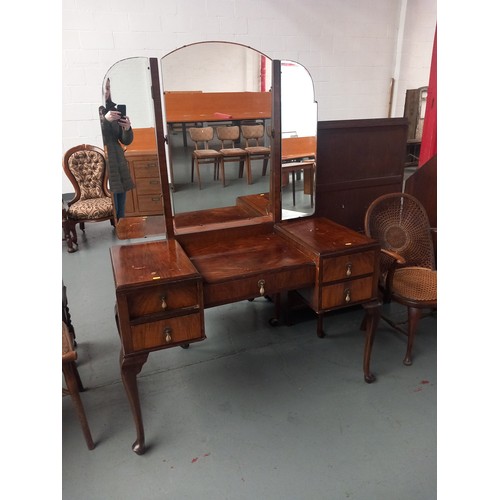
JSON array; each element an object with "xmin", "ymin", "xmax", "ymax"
[{"xmin": 120, "ymin": 351, "xmax": 149, "ymax": 455}]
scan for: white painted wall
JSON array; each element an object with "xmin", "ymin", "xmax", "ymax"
[{"xmin": 62, "ymin": 0, "xmax": 436, "ymax": 193}]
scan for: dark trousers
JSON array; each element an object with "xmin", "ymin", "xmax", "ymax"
[{"xmin": 113, "ymin": 192, "xmax": 127, "ymax": 220}]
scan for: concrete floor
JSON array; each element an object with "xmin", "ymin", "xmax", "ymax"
[{"xmin": 62, "ymin": 216, "xmax": 437, "ymax": 499}]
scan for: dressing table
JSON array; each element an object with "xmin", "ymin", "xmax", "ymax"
[{"xmin": 107, "ymin": 44, "xmax": 381, "ymax": 454}]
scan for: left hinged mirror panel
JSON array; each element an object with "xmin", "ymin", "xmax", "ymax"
[{"xmin": 101, "ymin": 57, "xmax": 169, "ymax": 239}]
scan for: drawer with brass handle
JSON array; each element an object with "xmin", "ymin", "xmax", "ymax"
[
  {"xmin": 126, "ymin": 282, "xmax": 201, "ymax": 320},
  {"xmin": 320, "ymin": 276, "xmax": 373, "ymax": 309},
  {"xmin": 135, "ymin": 177, "xmax": 162, "ymax": 194},
  {"xmin": 131, "ymin": 313, "xmax": 204, "ymax": 352},
  {"xmin": 133, "ymin": 159, "xmax": 159, "ymax": 178},
  {"xmin": 322, "ymin": 251, "xmax": 375, "ymax": 283}
]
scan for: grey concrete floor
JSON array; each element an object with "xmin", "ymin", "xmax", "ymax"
[{"xmin": 62, "ymin": 219, "xmax": 437, "ymax": 500}]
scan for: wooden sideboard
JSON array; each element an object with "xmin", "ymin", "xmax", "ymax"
[
  {"xmin": 110, "ymin": 216, "xmax": 381, "ymax": 455},
  {"xmin": 123, "ymin": 128, "xmax": 163, "ymax": 217}
]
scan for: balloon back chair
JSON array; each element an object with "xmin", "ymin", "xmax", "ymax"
[
  {"xmin": 62, "ymin": 144, "xmax": 115, "ymax": 252},
  {"xmin": 364, "ymin": 192, "xmax": 437, "ymax": 365}
]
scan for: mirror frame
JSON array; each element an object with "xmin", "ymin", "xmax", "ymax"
[
  {"xmin": 104, "ymin": 46, "xmax": 317, "ymax": 240},
  {"xmin": 153, "ymin": 54, "xmax": 283, "ymax": 238}
]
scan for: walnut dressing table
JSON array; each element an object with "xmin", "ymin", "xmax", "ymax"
[
  {"xmin": 107, "ymin": 52, "xmax": 381, "ymax": 455},
  {"xmin": 110, "ymin": 216, "xmax": 380, "ymax": 454}
]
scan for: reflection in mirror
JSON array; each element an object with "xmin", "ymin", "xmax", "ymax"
[
  {"xmin": 160, "ymin": 42, "xmax": 274, "ymax": 230},
  {"xmin": 280, "ymin": 60, "xmax": 317, "ymax": 220},
  {"xmin": 101, "ymin": 57, "xmax": 163, "ymax": 238}
]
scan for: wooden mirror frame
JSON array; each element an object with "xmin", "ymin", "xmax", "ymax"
[{"xmin": 149, "ymin": 57, "xmax": 283, "ymax": 239}]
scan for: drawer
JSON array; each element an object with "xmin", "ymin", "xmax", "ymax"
[
  {"xmin": 322, "ymin": 251, "xmax": 375, "ymax": 283},
  {"xmin": 131, "ymin": 313, "xmax": 204, "ymax": 351},
  {"xmin": 127, "ymin": 282, "xmax": 200, "ymax": 320},
  {"xmin": 320, "ymin": 276, "xmax": 374, "ymax": 309},
  {"xmin": 203, "ymin": 265, "xmax": 315, "ymax": 308},
  {"xmin": 137, "ymin": 194, "xmax": 164, "ymax": 213},
  {"xmin": 133, "ymin": 159, "xmax": 159, "ymax": 178},
  {"xmin": 135, "ymin": 176, "xmax": 162, "ymax": 194}
]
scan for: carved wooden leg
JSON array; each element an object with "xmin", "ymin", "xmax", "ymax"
[
  {"xmin": 361, "ymin": 300, "xmax": 381, "ymax": 383},
  {"xmin": 63, "ymin": 361, "xmax": 95, "ymax": 450},
  {"xmin": 120, "ymin": 350, "xmax": 149, "ymax": 455},
  {"xmin": 403, "ymin": 306, "xmax": 423, "ymax": 366},
  {"xmin": 63, "ymin": 220, "xmax": 78, "ymax": 253}
]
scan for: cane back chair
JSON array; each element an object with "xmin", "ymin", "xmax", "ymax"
[{"xmin": 364, "ymin": 192, "xmax": 437, "ymax": 365}]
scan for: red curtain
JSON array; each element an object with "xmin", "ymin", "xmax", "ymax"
[{"xmin": 419, "ymin": 26, "xmax": 437, "ymax": 166}]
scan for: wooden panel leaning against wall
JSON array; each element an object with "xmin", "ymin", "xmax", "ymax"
[{"xmin": 314, "ymin": 118, "xmax": 408, "ymax": 233}]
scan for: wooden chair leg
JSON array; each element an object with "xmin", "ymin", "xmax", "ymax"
[
  {"xmin": 196, "ymin": 161, "xmax": 202, "ymax": 189},
  {"xmin": 403, "ymin": 306, "xmax": 423, "ymax": 366},
  {"xmin": 246, "ymin": 158, "xmax": 253, "ymax": 185},
  {"xmin": 262, "ymin": 158, "xmax": 268, "ymax": 176},
  {"xmin": 63, "ymin": 220, "xmax": 78, "ymax": 253},
  {"xmin": 221, "ymin": 162, "xmax": 226, "ymax": 187},
  {"xmin": 63, "ymin": 362, "xmax": 95, "ymax": 450}
]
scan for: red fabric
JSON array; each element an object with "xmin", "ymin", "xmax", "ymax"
[{"xmin": 419, "ymin": 26, "xmax": 437, "ymax": 167}]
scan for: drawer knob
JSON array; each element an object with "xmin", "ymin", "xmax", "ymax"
[
  {"xmin": 258, "ymin": 279, "xmax": 265, "ymax": 296},
  {"xmin": 344, "ymin": 289, "xmax": 351, "ymax": 303},
  {"xmin": 164, "ymin": 327, "xmax": 172, "ymax": 343},
  {"xmin": 161, "ymin": 296, "xmax": 167, "ymax": 309},
  {"xmin": 346, "ymin": 263, "xmax": 352, "ymax": 277}
]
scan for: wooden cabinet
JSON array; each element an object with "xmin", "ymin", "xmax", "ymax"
[
  {"xmin": 124, "ymin": 152, "xmax": 163, "ymax": 217},
  {"xmin": 275, "ymin": 217, "xmax": 379, "ymax": 338},
  {"xmin": 123, "ymin": 128, "xmax": 163, "ymax": 217},
  {"xmin": 111, "ymin": 239, "xmax": 205, "ymax": 356},
  {"xmin": 315, "ymin": 118, "xmax": 407, "ymax": 232}
]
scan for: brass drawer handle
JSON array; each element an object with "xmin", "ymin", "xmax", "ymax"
[
  {"xmin": 149, "ymin": 180, "xmax": 160, "ymax": 185},
  {"xmin": 258, "ymin": 279, "xmax": 265, "ymax": 296},
  {"xmin": 164, "ymin": 327, "xmax": 172, "ymax": 343},
  {"xmin": 147, "ymin": 162, "xmax": 157, "ymax": 168},
  {"xmin": 161, "ymin": 296, "xmax": 167, "ymax": 309},
  {"xmin": 344, "ymin": 288, "xmax": 351, "ymax": 303},
  {"xmin": 346, "ymin": 263, "xmax": 352, "ymax": 277}
]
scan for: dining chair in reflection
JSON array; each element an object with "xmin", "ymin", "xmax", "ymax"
[
  {"xmin": 241, "ymin": 124, "xmax": 271, "ymax": 179},
  {"xmin": 215, "ymin": 126, "xmax": 250, "ymax": 187},
  {"xmin": 187, "ymin": 127, "xmax": 222, "ymax": 189}
]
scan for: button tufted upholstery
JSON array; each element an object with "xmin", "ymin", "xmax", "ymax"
[{"xmin": 62, "ymin": 144, "xmax": 115, "ymax": 252}]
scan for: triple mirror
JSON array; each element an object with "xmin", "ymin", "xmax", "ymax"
[{"xmin": 101, "ymin": 42, "xmax": 317, "ymax": 238}]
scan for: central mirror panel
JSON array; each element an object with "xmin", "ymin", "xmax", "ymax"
[{"xmin": 160, "ymin": 42, "xmax": 274, "ymax": 232}]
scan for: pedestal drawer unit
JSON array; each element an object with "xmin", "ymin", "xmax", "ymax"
[
  {"xmin": 275, "ymin": 217, "xmax": 380, "ymax": 337},
  {"xmin": 110, "ymin": 239, "xmax": 205, "ymax": 356}
]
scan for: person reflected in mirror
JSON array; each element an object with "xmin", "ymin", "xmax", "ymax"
[{"xmin": 99, "ymin": 77, "xmax": 134, "ymax": 221}]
